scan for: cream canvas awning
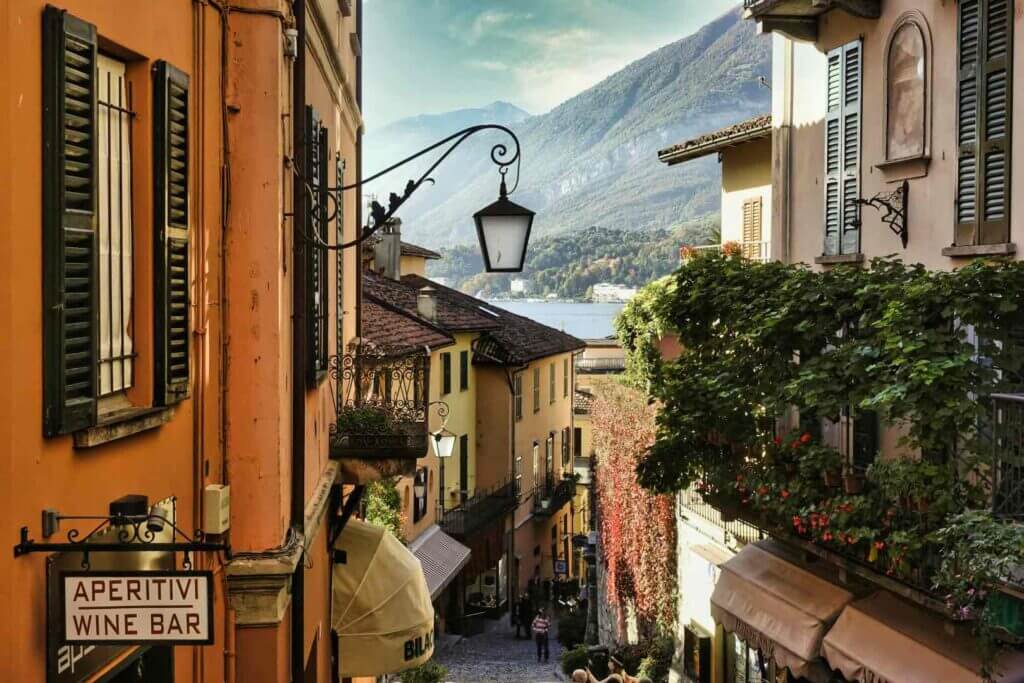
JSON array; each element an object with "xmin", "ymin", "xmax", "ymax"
[
  {"xmin": 332, "ymin": 518, "xmax": 435, "ymax": 678},
  {"xmin": 822, "ymin": 591, "xmax": 1024, "ymax": 683},
  {"xmin": 710, "ymin": 542, "xmax": 854, "ymax": 683},
  {"xmin": 409, "ymin": 524, "xmax": 471, "ymax": 600}
]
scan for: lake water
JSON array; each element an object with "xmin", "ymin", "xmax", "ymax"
[{"xmin": 489, "ymin": 301, "xmax": 625, "ymax": 340}]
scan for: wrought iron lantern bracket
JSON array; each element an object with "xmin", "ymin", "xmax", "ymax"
[
  {"xmin": 852, "ymin": 179, "xmax": 909, "ymax": 248},
  {"xmin": 13, "ymin": 512, "xmax": 230, "ymax": 570},
  {"xmin": 293, "ymin": 124, "xmax": 522, "ymax": 252}
]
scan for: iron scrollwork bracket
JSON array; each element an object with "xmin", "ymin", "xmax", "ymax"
[
  {"xmin": 852, "ymin": 179, "xmax": 909, "ymax": 248},
  {"xmin": 13, "ymin": 513, "xmax": 230, "ymax": 570}
]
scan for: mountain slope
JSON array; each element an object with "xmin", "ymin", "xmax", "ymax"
[{"xmin": 370, "ymin": 7, "xmax": 770, "ymax": 248}]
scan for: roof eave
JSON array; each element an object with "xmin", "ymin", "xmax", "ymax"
[{"xmin": 658, "ymin": 125, "xmax": 772, "ymax": 166}]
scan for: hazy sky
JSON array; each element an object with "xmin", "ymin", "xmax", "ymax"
[{"xmin": 362, "ymin": 0, "xmax": 739, "ymax": 130}]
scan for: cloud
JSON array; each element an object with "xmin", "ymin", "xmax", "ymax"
[{"xmin": 467, "ymin": 59, "xmax": 508, "ymax": 71}]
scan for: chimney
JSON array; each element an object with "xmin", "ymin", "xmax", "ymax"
[
  {"xmin": 417, "ymin": 286, "xmax": 437, "ymax": 322},
  {"xmin": 374, "ymin": 217, "xmax": 402, "ymax": 280}
]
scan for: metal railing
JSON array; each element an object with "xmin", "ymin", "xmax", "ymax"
[
  {"xmin": 678, "ymin": 486, "xmax": 764, "ymax": 546},
  {"xmin": 991, "ymin": 394, "xmax": 1024, "ymax": 519},
  {"xmin": 533, "ymin": 475, "xmax": 576, "ymax": 517},
  {"xmin": 328, "ymin": 343, "xmax": 429, "ymax": 459},
  {"xmin": 576, "ymin": 357, "xmax": 626, "ymax": 374},
  {"xmin": 681, "ymin": 240, "xmax": 771, "ymax": 263},
  {"xmin": 438, "ymin": 479, "xmax": 518, "ymax": 538}
]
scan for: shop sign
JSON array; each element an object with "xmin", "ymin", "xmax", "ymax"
[
  {"xmin": 553, "ymin": 559, "xmax": 568, "ymax": 575},
  {"xmin": 61, "ymin": 571, "xmax": 213, "ymax": 644}
]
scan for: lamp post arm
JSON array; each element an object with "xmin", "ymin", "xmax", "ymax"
[{"xmin": 299, "ymin": 124, "xmax": 522, "ymax": 252}]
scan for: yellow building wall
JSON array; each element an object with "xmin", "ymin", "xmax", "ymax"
[
  {"xmin": 401, "ymin": 254, "xmax": 427, "ymax": 277},
  {"xmin": 720, "ymin": 137, "xmax": 773, "ymax": 245},
  {"xmin": 399, "ymin": 333, "xmax": 477, "ymax": 543},
  {"xmin": 512, "ymin": 352, "xmax": 578, "ymax": 594}
]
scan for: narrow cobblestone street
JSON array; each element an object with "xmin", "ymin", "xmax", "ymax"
[{"xmin": 436, "ymin": 614, "xmax": 564, "ymax": 683}]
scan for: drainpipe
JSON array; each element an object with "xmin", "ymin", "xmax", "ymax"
[{"xmin": 291, "ymin": 0, "xmax": 307, "ymax": 680}]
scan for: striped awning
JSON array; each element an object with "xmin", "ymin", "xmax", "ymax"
[{"xmin": 409, "ymin": 525, "xmax": 471, "ymax": 600}]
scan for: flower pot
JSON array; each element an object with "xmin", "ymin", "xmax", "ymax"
[
  {"xmin": 842, "ymin": 472, "xmax": 865, "ymax": 495},
  {"xmin": 823, "ymin": 470, "xmax": 842, "ymax": 489}
]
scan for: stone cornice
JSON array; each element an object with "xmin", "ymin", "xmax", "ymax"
[{"xmin": 226, "ymin": 461, "xmax": 339, "ymax": 625}]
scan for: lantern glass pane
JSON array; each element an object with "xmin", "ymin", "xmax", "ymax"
[{"xmin": 480, "ymin": 214, "xmax": 529, "ymax": 270}]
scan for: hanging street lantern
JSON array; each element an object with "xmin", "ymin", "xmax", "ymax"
[
  {"xmin": 474, "ymin": 174, "xmax": 535, "ymax": 273},
  {"xmin": 431, "ymin": 428, "xmax": 457, "ymax": 460}
]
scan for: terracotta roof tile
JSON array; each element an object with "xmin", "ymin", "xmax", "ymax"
[
  {"xmin": 658, "ymin": 114, "xmax": 772, "ymax": 165},
  {"xmin": 363, "ymin": 271, "xmax": 500, "ymax": 332},
  {"xmin": 574, "ymin": 388, "xmax": 595, "ymax": 414},
  {"xmin": 400, "ymin": 242, "xmax": 441, "ymax": 260},
  {"xmin": 360, "ymin": 300, "xmax": 454, "ymax": 356},
  {"xmin": 402, "ymin": 274, "xmax": 586, "ymax": 365}
]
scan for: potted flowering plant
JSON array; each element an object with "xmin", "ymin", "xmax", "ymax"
[{"xmin": 796, "ymin": 441, "xmax": 843, "ymax": 489}]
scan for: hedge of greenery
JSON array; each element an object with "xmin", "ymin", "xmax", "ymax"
[{"xmin": 617, "ymin": 253, "xmax": 1024, "ymax": 677}]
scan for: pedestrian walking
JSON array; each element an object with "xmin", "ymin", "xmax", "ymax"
[
  {"xmin": 514, "ymin": 593, "xmax": 532, "ymax": 639},
  {"xmin": 531, "ymin": 607, "xmax": 551, "ymax": 663}
]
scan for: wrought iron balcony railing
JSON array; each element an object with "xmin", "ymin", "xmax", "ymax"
[
  {"xmin": 438, "ymin": 479, "xmax": 519, "ymax": 539},
  {"xmin": 328, "ymin": 344, "xmax": 429, "ymax": 463},
  {"xmin": 576, "ymin": 357, "xmax": 626, "ymax": 374},
  {"xmin": 533, "ymin": 475, "xmax": 576, "ymax": 518},
  {"xmin": 990, "ymin": 394, "xmax": 1024, "ymax": 520}
]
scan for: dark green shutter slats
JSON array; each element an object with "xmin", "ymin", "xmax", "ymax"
[
  {"xmin": 305, "ymin": 106, "xmax": 328, "ymax": 385},
  {"xmin": 43, "ymin": 7, "xmax": 98, "ymax": 436},
  {"xmin": 823, "ymin": 41, "xmax": 861, "ymax": 256},
  {"xmin": 957, "ymin": 0, "xmax": 1012, "ymax": 246},
  {"xmin": 154, "ymin": 61, "xmax": 191, "ymax": 405},
  {"xmin": 335, "ymin": 155, "xmax": 345, "ymax": 359}
]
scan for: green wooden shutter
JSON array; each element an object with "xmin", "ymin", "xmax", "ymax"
[
  {"xmin": 824, "ymin": 48, "xmax": 843, "ymax": 255},
  {"xmin": 42, "ymin": 7, "xmax": 98, "ymax": 436},
  {"xmin": 841, "ymin": 41, "xmax": 863, "ymax": 255},
  {"xmin": 852, "ymin": 409, "xmax": 879, "ymax": 469},
  {"xmin": 335, "ymin": 155, "xmax": 345, "ymax": 359},
  {"xmin": 153, "ymin": 61, "xmax": 191, "ymax": 406},
  {"xmin": 305, "ymin": 106, "xmax": 328, "ymax": 384},
  {"xmin": 958, "ymin": 0, "xmax": 1012, "ymax": 246},
  {"xmin": 823, "ymin": 41, "xmax": 862, "ymax": 256}
]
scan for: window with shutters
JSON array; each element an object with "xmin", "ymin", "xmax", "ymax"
[
  {"xmin": 306, "ymin": 107, "xmax": 329, "ymax": 384},
  {"xmin": 441, "ymin": 352, "xmax": 452, "ymax": 395},
  {"xmin": 459, "ymin": 349, "xmax": 468, "ymax": 391},
  {"xmin": 956, "ymin": 0, "xmax": 1012, "ymax": 247},
  {"xmin": 533, "ymin": 367, "xmax": 541, "ymax": 413},
  {"xmin": 514, "ymin": 373, "xmax": 523, "ymax": 421},
  {"xmin": 96, "ymin": 55, "xmax": 135, "ymax": 400},
  {"xmin": 563, "ymin": 357, "xmax": 569, "ymax": 397},
  {"xmin": 549, "ymin": 362, "xmax": 556, "ymax": 404},
  {"xmin": 741, "ymin": 197, "xmax": 763, "ymax": 258},
  {"xmin": 42, "ymin": 7, "xmax": 192, "ymax": 437},
  {"xmin": 823, "ymin": 40, "xmax": 862, "ymax": 257}
]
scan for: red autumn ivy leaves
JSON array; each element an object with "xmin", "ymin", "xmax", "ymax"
[{"xmin": 591, "ymin": 381, "xmax": 676, "ymax": 636}]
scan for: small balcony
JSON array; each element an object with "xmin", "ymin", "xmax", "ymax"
[
  {"xmin": 742, "ymin": 0, "xmax": 880, "ymax": 42},
  {"xmin": 533, "ymin": 474, "xmax": 576, "ymax": 518},
  {"xmin": 681, "ymin": 241, "xmax": 770, "ymax": 264},
  {"xmin": 438, "ymin": 479, "xmax": 519, "ymax": 540},
  {"xmin": 329, "ymin": 343, "xmax": 429, "ymax": 483}
]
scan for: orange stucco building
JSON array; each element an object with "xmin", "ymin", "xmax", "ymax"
[{"xmin": 0, "ymin": 0, "xmax": 365, "ymax": 681}]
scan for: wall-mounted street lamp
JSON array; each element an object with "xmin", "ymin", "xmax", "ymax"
[
  {"xmin": 300, "ymin": 124, "xmax": 534, "ymax": 273},
  {"xmin": 432, "ymin": 426, "xmax": 457, "ymax": 516}
]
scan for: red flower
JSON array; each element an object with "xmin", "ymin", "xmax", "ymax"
[
  {"xmin": 800, "ymin": 432, "xmax": 812, "ymax": 444},
  {"xmin": 874, "ymin": 541, "xmax": 886, "ymax": 550},
  {"xmin": 781, "ymin": 489, "xmax": 790, "ymax": 499},
  {"xmin": 757, "ymin": 486, "xmax": 769, "ymax": 496},
  {"xmin": 773, "ymin": 436, "xmax": 783, "ymax": 446},
  {"xmin": 823, "ymin": 532, "xmax": 833, "ymax": 542}
]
